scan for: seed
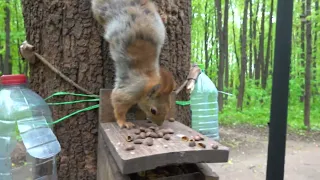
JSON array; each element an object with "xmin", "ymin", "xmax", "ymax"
[
  {"xmin": 147, "ymin": 120, "xmax": 152, "ymax": 123},
  {"xmin": 194, "ymin": 135, "xmax": 202, "ymax": 141},
  {"xmin": 146, "ymin": 132, "xmax": 152, "ymax": 137},
  {"xmin": 181, "ymin": 136, "xmax": 189, "ymax": 142},
  {"xmin": 189, "ymin": 140, "xmax": 196, "ymax": 147},
  {"xmin": 139, "ymin": 127, "xmax": 146, "ymax": 132},
  {"xmin": 140, "ymin": 132, "xmax": 146, "ymax": 139},
  {"xmin": 198, "ymin": 143, "xmax": 206, "ymax": 149},
  {"xmin": 162, "ymin": 128, "xmax": 174, "ymax": 134},
  {"xmin": 211, "ymin": 144, "xmax": 219, "ymax": 150},
  {"xmin": 134, "ymin": 129, "xmax": 141, "ymax": 135},
  {"xmin": 124, "ymin": 145, "xmax": 135, "ymax": 151},
  {"xmin": 149, "ymin": 132, "xmax": 159, "ymax": 138},
  {"xmin": 134, "ymin": 139, "xmax": 143, "ymax": 144},
  {"xmin": 145, "ymin": 128, "xmax": 153, "ymax": 133},
  {"xmin": 144, "ymin": 137, "xmax": 153, "ymax": 146},
  {"xmin": 156, "ymin": 131, "xmax": 164, "ymax": 138},
  {"xmin": 126, "ymin": 135, "xmax": 134, "ymax": 142},
  {"xmin": 168, "ymin": 118, "xmax": 175, "ymax": 122},
  {"xmin": 149, "ymin": 126, "xmax": 157, "ymax": 131},
  {"xmin": 163, "ymin": 134, "xmax": 171, "ymax": 140}
]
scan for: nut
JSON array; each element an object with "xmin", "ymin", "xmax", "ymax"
[
  {"xmin": 124, "ymin": 145, "xmax": 135, "ymax": 151},
  {"xmin": 198, "ymin": 143, "xmax": 206, "ymax": 148},
  {"xmin": 168, "ymin": 118, "xmax": 175, "ymax": 122},
  {"xmin": 189, "ymin": 140, "xmax": 196, "ymax": 147},
  {"xmin": 134, "ymin": 129, "xmax": 141, "ymax": 135},
  {"xmin": 126, "ymin": 135, "xmax": 134, "ymax": 142},
  {"xmin": 144, "ymin": 137, "xmax": 153, "ymax": 146},
  {"xmin": 146, "ymin": 132, "xmax": 152, "ymax": 137},
  {"xmin": 181, "ymin": 136, "xmax": 189, "ymax": 142},
  {"xmin": 149, "ymin": 132, "xmax": 159, "ymax": 138},
  {"xmin": 140, "ymin": 132, "xmax": 146, "ymax": 139},
  {"xmin": 149, "ymin": 126, "xmax": 157, "ymax": 131},
  {"xmin": 145, "ymin": 128, "xmax": 153, "ymax": 133},
  {"xmin": 194, "ymin": 135, "xmax": 202, "ymax": 141},
  {"xmin": 162, "ymin": 128, "xmax": 174, "ymax": 134},
  {"xmin": 134, "ymin": 139, "xmax": 143, "ymax": 144},
  {"xmin": 139, "ymin": 127, "xmax": 146, "ymax": 132},
  {"xmin": 211, "ymin": 144, "xmax": 219, "ymax": 150},
  {"xmin": 156, "ymin": 131, "xmax": 164, "ymax": 138},
  {"xmin": 163, "ymin": 134, "xmax": 171, "ymax": 140}
]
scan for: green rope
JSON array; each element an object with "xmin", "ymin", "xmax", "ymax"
[{"xmin": 44, "ymin": 91, "xmax": 191, "ymax": 125}]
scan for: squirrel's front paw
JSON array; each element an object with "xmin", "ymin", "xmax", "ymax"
[{"xmin": 117, "ymin": 121, "xmax": 135, "ymax": 129}]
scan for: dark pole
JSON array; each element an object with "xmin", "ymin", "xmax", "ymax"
[{"xmin": 266, "ymin": 0, "xmax": 294, "ymax": 179}]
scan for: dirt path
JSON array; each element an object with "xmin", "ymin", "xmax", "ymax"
[{"xmin": 209, "ymin": 125, "xmax": 320, "ymax": 180}]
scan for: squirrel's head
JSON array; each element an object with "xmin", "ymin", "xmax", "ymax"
[{"xmin": 138, "ymin": 68, "xmax": 176, "ymax": 126}]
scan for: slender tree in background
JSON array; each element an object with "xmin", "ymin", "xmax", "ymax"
[
  {"xmin": 204, "ymin": 1, "xmax": 210, "ymax": 73},
  {"xmin": 223, "ymin": 0, "xmax": 229, "ymax": 101},
  {"xmin": 300, "ymin": 0, "xmax": 306, "ymax": 102},
  {"xmin": 262, "ymin": 0, "xmax": 274, "ymax": 89},
  {"xmin": 4, "ymin": 0, "xmax": 11, "ymax": 75},
  {"xmin": 215, "ymin": 0, "xmax": 224, "ymax": 111},
  {"xmin": 237, "ymin": 0, "xmax": 249, "ymax": 110},
  {"xmin": 304, "ymin": 0, "xmax": 312, "ymax": 130},
  {"xmin": 257, "ymin": 0, "xmax": 266, "ymax": 86}
]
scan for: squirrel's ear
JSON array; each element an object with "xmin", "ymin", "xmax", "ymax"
[{"xmin": 147, "ymin": 84, "xmax": 161, "ymax": 98}]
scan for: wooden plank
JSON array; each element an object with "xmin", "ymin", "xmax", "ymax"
[
  {"xmin": 99, "ymin": 120, "xmax": 229, "ymax": 175},
  {"xmin": 97, "ymin": 128, "xmax": 131, "ymax": 180},
  {"xmin": 99, "ymin": 89, "xmax": 115, "ymax": 123},
  {"xmin": 196, "ymin": 163, "xmax": 219, "ymax": 180}
]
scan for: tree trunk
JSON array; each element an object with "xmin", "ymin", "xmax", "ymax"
[
  {"xmin": 313, "ymin": 0, "xmax": 319, "ymax": 99},
  {"xmin": 253, "ymin": 1, "xmax": 260, "ymax": 83},
  {"xmin": 4, "ymin": 0, "xmax": 11, "ymax": 75},
  {"xmin": 249, "ymin": 0, "xmax": 253, "ymax": 79},
  {"xmin": 21, "ymin": 0, "xmax": 191, "ymax": 179},
  {"xmin": 262, "ymin": 0, "xmax": 274, "ymax": 89},
  {"xmin": 223, "ymin": 0, "xmax": 229, "ymax": 102},
  {"xmin": 215, "ymin": 0, "xmax": 224, "ymax": 111},
  {"xmin": 204, "ymin": 1, "xmax": 210, "ymax": 74},
  {"xmin": 231, "ymin": 5, "xmax": 239, "ymax": 70},
  {"xmin": 304, "ymin": 0, "xmax": 312, "ymax": 131},
  {"xmin": 237, "ymin": 0, "xmax": 249, "ymax": 110},
  {"xmin": 257, "ymin": 0, "xmax": 265, "ymax": 86}
]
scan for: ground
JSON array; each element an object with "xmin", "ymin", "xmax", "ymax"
[{"xmin": 209, "ymin": 125, "xmax": 320, "ymax": 180}]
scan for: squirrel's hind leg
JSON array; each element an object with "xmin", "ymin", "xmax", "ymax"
[{"xmin": 111, "ymin": 89, "xmax": 137, "ymax": 129}]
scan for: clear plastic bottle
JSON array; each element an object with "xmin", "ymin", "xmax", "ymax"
[
  {"xmin": 190, "ymin": 67, "xmax": 220, "ymax": 141},
  {"xmin": 0, "ymin": 74, "xmax": 60, "ymax": 180}
]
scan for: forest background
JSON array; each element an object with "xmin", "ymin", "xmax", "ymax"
[{"xmin": 0, "ymin": 0, "xmax": 319, "ymax": 131}]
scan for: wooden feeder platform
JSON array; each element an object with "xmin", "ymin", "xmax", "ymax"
[{"xmin": 97, "ymin": 89, "xmax": 229, "ymax": 180}]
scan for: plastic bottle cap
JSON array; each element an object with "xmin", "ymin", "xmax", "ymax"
[{"xmin": 0, "ymin": 74, "xmax": 27, "ymax": 85}]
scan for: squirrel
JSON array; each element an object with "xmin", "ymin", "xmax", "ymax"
[{"xmin": 91, "ymin": 0, "xmax": 177, "ymax": 129}]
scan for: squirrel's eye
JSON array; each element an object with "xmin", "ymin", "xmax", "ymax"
[{"xmin": 150, "ymin": 107, "xmax": 157, "ymax": 115}]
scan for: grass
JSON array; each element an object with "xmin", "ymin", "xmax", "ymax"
[{"xmin": 219, "ymin": 97, "xmax": 320, "ymax": 132}]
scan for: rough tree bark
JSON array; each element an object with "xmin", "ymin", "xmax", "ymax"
[
  {"xmin": 4, "ymin": 0, "xmax": 11, "ymax": 75},
  {"xmin": 21, "ymin": 1, "xmax": 191, "ymax": 179},
  {"xmin": 237, "ymin": 0, "xmax": 249, "ymax": 110},
  {"xmin": 304, "ymin": 0, "xmax": 312, "ymax": 131},
  {"xmin": 262, "ymin": 0, "xmax": 274, "ymax": 89}
]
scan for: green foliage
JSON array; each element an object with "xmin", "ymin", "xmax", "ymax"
[
  {"xmin": 192, "ymin": 0, "xmax": 320, "ymax": 131},
  {"xmin": 0, "ymin": 0, "xmax": 27, "ymax": 75}
]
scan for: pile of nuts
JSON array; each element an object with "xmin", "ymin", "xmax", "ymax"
[
  {"xmin": 124, "ymin": 126, "xmax": 175, "ymax": 151},
  {"xmin": 181, "ymin": 135, "xmax": 219, "ymax": 150},
  {"xmin": 123, "ymin": 125, "xmax": 219, "ymax": 151}
]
